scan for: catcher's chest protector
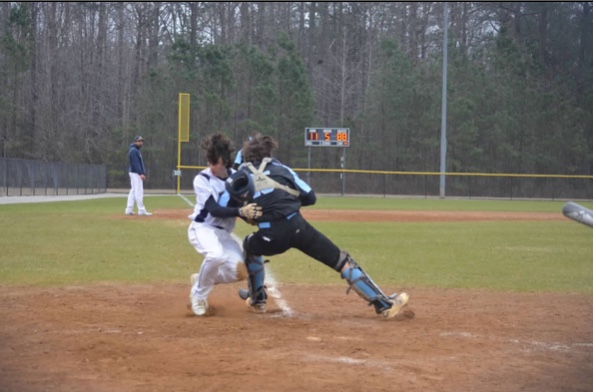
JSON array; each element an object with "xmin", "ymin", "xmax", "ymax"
[{"xmin": 243, "ymin": 159, "xmax": 299, "ymax": 197}]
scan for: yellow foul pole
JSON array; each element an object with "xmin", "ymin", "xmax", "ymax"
[{"xmin": 177, "ymin": 93, "xmax": 190, "ymax": 194}]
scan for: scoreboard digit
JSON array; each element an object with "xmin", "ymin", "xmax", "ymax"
[{"xmin": 305, "ymin": 128, "xmax": 350, "ymax": 147}]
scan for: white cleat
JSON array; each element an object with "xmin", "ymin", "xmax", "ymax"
[
  {"xmin": 382, "ymin": 292, "xmax": 409, "ymax": 319},
  {"xmin": 189, "ymin": 274, "xmax": 210, "ymax": 316},
  {"xmin": 125, "ymin": 211, "xmax": 135, "ymax": 215},
  {"xmin": 190, "ymin": 297, "xmax": 209, "ymax": 316},
  {"xmin": 138, "ymin": 211, "xmax": 153, "ymax": 216}
]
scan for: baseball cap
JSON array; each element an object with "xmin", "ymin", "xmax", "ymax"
[{"xmin": 134, "ymin": 136, "xmax": 145, "ymax": 142}]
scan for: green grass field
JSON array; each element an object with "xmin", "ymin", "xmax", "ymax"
[{"xmin": 0, "ymin": 195, "xmax": 592, "ymax": 293}]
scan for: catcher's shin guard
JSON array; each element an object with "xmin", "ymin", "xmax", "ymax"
[
  {"xmin": 245, "ymin": 253, "xmax": 267, "ymax": 306},
  {"xmin": 340, "ymin": 253, "xmax": 395, "ymax": 314}
]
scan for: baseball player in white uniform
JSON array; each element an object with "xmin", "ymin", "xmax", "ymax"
[{"xmin": 188, "ymin": 133, "xmax": 262, "ymax": 316}]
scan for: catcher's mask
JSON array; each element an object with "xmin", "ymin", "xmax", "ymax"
[{"xmin": 226, "ymin": 170, "xmax": 255, "ymax": 203}]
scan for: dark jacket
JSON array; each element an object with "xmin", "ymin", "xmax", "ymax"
[{"xmin": 128, "ymin": 144, "xmax": 146, "ymax": 175}]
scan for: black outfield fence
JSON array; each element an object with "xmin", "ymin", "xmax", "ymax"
[
  {"xmin": 0, "ymin": 158, "xmax": 107, "ymax": 196},
  {"xmin": 3, "ymin": 159, "xmax": 589, "ymax": 201}
]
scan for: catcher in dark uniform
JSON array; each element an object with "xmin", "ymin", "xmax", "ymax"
[{"xmin": 226, "ymin": 134, "xmax": 409, "ymax": 318}]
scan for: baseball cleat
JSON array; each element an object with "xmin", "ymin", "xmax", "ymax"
[
  {"xmin": 188, "ymin": 274, "xmax": 211, "ymax": 316},
  {"xmin": 190, "ymin": 298, "xmax": 209, "ymax": 316},
  {"xmin": 138, "ymin": 211, "xmax": 153, "ymax": 216},
  {"xmin": 239, "ymin": 288, "xmax": 267, "ymax": 313},
  {"xmin": 246, "ymin": 298, "xmax": 267, "ymax": 313},
  {"xmin": 125, "ymin": 211, "xmax": 135, "ymax": 215},
  {"xmin": 382, "ymin": 292, "xmax": 409, "ymax": 319}
]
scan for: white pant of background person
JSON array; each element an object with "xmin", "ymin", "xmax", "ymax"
[
  {"xmin": 125, "ymin": 172, "xmax": 148, "ymax": 214},
  {"xmin": 188, "ymin": 221, "xmax": 245, "ymax": 301}
]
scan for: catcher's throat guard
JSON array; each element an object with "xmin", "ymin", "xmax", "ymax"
[{"xmin": 340, "ymin": 253, "xmax": 395, "ymax": 314}]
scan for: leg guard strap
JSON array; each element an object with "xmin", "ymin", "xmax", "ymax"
[
  {"xmin": 340, "ymin": 254, "xmax": 394, "ymax": 314},
  {"xmin": 245, "ymin": 254, "xmax": 267, "ymax": 305}
]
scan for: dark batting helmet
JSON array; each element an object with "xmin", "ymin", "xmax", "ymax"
[{"xmin": 225, "ymin": 170, "xmax": 255, "ymax": 202}]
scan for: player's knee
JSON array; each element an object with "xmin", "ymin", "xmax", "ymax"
[
  {"xmin": 236, "ymin": 261, "xmax": 248, "ymax": 281},
  {"xmin": 203, "ymin": 252, "xmax": 226, "ymax": 268},
  {"xmin": 242, "ymin": 235, "xmax": 254, "ymax": 256},
  {"xmin": 335, "ymin": 250, "xmax": 351, "ymax": 272},
  {"xmin": 208, "ymin": 247, "xmax": 227, "ymax": 262}
]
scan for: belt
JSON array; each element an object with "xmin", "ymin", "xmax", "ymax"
[
  {"xmin": 258, "ymin": 212, "xmax": 298, "ymax": 229},
  {"xmin": 193, "ymin": 217, "xmax": 225, "ymax": 231}
]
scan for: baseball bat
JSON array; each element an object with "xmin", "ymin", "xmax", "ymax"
[{"xmin": 562, "ymin": 201, "xmax": 593, "ymax": 228}]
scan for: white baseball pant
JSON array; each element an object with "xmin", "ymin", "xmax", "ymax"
[
  {"xmin": 188, "ymin": 222, "xmax": 244, "ymax": 300},
  {"xmin": 125, "ymin": 173, "xmax": 147, "ymax": 214}
]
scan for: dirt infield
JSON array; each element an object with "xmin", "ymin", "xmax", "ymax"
[{"xmin": 0, "ymin": 209, "xmax": 592, "ymax": 392}]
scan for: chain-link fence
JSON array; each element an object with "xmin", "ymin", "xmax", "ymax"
[
  {"xmin": 301, "ymin": 170, "xmax": 592, "ymax": 200},
  {"xmin": 0, "ymin": 158, "xmax": 106, "ymax": 196},
  {"xmin": 177, "ymin": 167, "xmax": 592, "ymax": 200},
  {"xmin": 174, "ymin": 166, "xmax": 596, "ymax": 201}
]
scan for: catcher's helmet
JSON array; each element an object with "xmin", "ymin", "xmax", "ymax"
[{"xmin": 225, "ymin": 170, "xmax": 255, "ymax": 202}]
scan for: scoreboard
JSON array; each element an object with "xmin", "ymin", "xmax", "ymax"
[{"xmin": 305, "ymin": 128, "xmax": 350, "ymax": 147}]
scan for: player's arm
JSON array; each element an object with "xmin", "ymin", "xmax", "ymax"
[
  {"xmin": 204, "ymin": 196, "xmax": 240, "ymax": 218},
  {"xmin": 205, "ymin": 194, "xmax": 262, "ymax": 220},
  {"xmin": 285, "ymin": 166, "xmax": 316, "ymax": 206},
  {"xmin": 224, "ymin": 196, "xmax": 258, "ymax": 224},
  {"xmin": 299, "ymin": 188, "xmax": 316, "ymax": 206},
  {"xmin": 192, "ymin": 176, "xmax": 238, "ymax": 220}
]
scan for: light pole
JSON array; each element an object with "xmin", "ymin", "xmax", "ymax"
[
  {"xmin": 439, "ymin": 2, "xmax": 449, "ymax": 198},
  {"xmin": 2, "ymin": 137, "xmax": 6, "ymax": 195}
]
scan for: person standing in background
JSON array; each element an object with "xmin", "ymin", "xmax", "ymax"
[{"xmin": 125, "ymin": 135, "xmax": 152, "ymax": 216}]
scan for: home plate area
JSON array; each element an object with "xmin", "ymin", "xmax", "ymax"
[{"xmin": 0, "ymin": 282, "xmax": 591, "ymax": 392}]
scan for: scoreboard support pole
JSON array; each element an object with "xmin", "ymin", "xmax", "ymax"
[
  {"xmin": 340, "ymin": 149, "xmax": 346, "ymax": 196},
  {"xmin": 307, "ymin": 147, "xmax": 312, "ymax": 185}
]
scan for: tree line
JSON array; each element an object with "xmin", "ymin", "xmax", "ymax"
[{"xmin": 0, "ymin": 2, "xmax": 591, "ymax": 189}]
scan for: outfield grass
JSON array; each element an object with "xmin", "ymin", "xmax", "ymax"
[{"xmin": 0, "ymin": 195, "xmax": 592, "ymax": 293}]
